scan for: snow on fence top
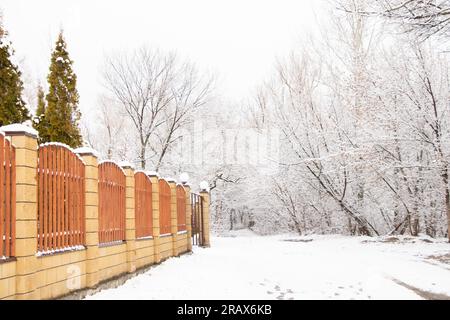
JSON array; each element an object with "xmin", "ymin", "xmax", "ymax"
[
  {"xmin": 0, "ymin": 131, "xmax": 12, "ymax": 143},
  {"xmin": 134, "ymin": 170, "xmax": 153, "ymax": 180},
  {"xmin": 98, "ymin": 160, "xmax": 126, "ymax": 175},
  {"xmin": 0, "ymin": 123, "xmax": 38, "ymax": 137},
  {"xmin": 164, "ymin": 177, "xmax": 176, "ymax": 183},
  {"xmin": 39, "ymin": 142, "xmax": 86, "ymax": 165}
]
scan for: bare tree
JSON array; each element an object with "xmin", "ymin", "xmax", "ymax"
[
  {"xmin": 149, "ymin": 62, "xmax": 213, "ymax": 170},
  {"xmin": 349, "ymin": 0, "xmax": 450, "ymax": 39},
  {"xmin": 102, "ymin": 47, "xmax": 213, "ymax": 170},
  {"xmin": 81, "ymin": 96, "xmax": 129, "ymax": 160},
  {"xmin": 102, "ymin": 47, "xmax": 176, "ymax": 169}
]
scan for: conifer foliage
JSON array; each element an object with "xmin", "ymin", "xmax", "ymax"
[
  {"xmin": 42, "ymin": 31, "xmax": 82, "ymax": 148},
  {"xmin": 0, "ymin": 20, "xmax": 30, "ymax": 126},
  {"xmin": 32, "ymin": 85, "xmax": 49, "ymax": 143}
]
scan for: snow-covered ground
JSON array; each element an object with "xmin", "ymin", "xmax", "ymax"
[{"xmin": 85, "ymin": 231, "xmax": 450, "ymax": 300}]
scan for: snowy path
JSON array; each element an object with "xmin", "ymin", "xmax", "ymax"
[{"xmin": 85, "ymin": 233, "xmax": 450, "ymax": 300}]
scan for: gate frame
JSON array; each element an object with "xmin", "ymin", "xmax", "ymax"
[{"xmin": 191, "ymin": 193, "xmax": 205, "ymax": 247}]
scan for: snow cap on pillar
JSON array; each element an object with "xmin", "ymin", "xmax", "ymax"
[
  {"xmin": 146, "ymin": 171, "xmax": 159, "ymax": 177},
  {"xmin": 75, "ymin": 146, "xmax": 99, "ymax": 158},
  {"xmin": 0, "ymin": 123, "xmax": 38, "ymax": 138},
  {"xmin": 119, "ymin": 160, "xmax": 135, "ymax": 170},
  {"xmin": 180, "ymin": 173, "xmax": 189, "ymax": 185},
  {"xmin": 200, "ymin": 181, "xmax": 209, "ymax": 192}
]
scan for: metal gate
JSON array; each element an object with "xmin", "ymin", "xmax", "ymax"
[{"xmin": 191, "ymin": 193, "xmax": 204, "ymax": 247}]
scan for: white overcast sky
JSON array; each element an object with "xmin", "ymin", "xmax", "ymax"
[{"xmin": 1, "ymin": 0, "xmax": 325, "ymax": 118}]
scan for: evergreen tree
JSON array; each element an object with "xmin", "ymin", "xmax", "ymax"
[
  {"xmin": 0, "ymin": 20, "xmax": 30, "ymax": 126},
  {"xmin": 44, "ymin": 31, "xmax": 82, "ymax": 147},
  {"xmin": 33, "ymin": 85, "xmax": 49, "ymax": 143}
]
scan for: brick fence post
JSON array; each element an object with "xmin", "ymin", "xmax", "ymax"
[
  {"xmin": 1, "ymin": 125, "xmax": 39, "ymax": 299},
  {"xmin": 200, "ymin": 185, "xmax": 211, "ymax": 248},
  {"xmin": 121, "ymin": 163, "xmax": 136, "ymax": 273},
  {"xmin": 75, "ymin": 148, "xmax": 99, "ymax": 289},
  {"xmin": 182, "ymin": 183, "xmax": 193, "ymax": 252},
  {"xmin": 148, "ymin": 172, "xmax": 161, "ymax": 263},
  {"xmin": 167, "ymin": 179, "xmax": 178, "ymax": 257}
]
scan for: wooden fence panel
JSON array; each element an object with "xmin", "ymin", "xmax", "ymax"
[
  {"xmin": 159, "ymin": 179, "xmax": 171, "ymax": 235},
  {"xmin": 98, "ymin": 162, "xmax": 126, "ymax": 244},
  {"xmin": 37, "ymin": 144, "xmax": 85, "ymax": 253},
  {"xmin": 177, "ymin": 185, "xmax": 186, "ymax": 232},
  {"xmin": 135, "ymin": 172, "xmax": 153, "ymax": 239},
  {"xmin": 0, "ymin": 134, "xmax": 15, "ymax": 259}
]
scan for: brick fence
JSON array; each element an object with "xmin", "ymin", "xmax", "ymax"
[{"xmin": 0, "ymin": 124, "xmax": 210, "ymax": 300}]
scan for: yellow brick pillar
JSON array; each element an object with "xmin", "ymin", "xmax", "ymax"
[
  {"xmin": 200, "ymin": 183, "xmax": 211, "ymax": 248},
  {"xmin": 182, "ymin": 183, "xmax": 193, "ymax": 252},
  {"xmin": 148, "ymin": 173, "xmax": 161, "ymax": 263},
  {"xmin": 121, "ymin": 163, "xmax": 136, "ymax": 273},
  {"xmin": 167, "ymin": 179, "xmax": 178, "ymax": 257},
  {"xmin": 75, "ymin": 148, "xmax": 99, "ymax": 289},
  {"xmin": 1, "ymin": 125, "xmax": 40, "ymax": 300}
]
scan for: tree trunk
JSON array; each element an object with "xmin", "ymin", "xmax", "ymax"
[
  {"xmin": 443, "ymin": 168, "xmax": 450, "ymax": 242},
  {"xmin": 140, "ymin": 146, "xmax": 146, "ymax": 170}
]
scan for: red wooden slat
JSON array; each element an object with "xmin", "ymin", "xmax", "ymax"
[
  {"xmin": 135, "ymin": 175, "xmax": 139, "ymax": 237},
  {"xmin": 0, "ymin": 135, "xmax": 4, "ymax": 257},
  {"xmin": 77, "ymin": 158, "xmax": 81, "ymax": 245},
  {"xmin": 75, "ymin": 157, "xmax": 79, "ymax": 245},
  {"xmin": 78, "ymin": 160, "xmax": 82, "ymax": 244},
  {"xmin": 69, "ymin": 148, "xmax": 72, "ymax": 247},
  {"xmin": 81, "ymin": 159, "xmax": 85, "ymax": 244},
  {"xmin": 63, "ymin": 148, "xmax": 67, "ymax": 247},
  {"xmin": 4, "ymin": 139, "xmax": 10, "ymax": 257},
  {"xmin": 52, "ymin": 146, "xmax": 57, "ymax": 249},
  {"xmin": 43, "ymin": 147, "xmax": 48, "ymax": 251},
  {"xmin": 118, "ymin": 167, "xmax": 121, "ymax": 240},
  {"xmin": 117, "ymin": 168, "xmax": 119, "ymax": 241},
  {"xmin": 99, "ymin": 163, "xmax": 104, "ymax": 243},
  {"xmin": 65, "ymin": 148, "xmax": 69, "ymax": 247},
  {"xmin": 99, "ymin": 164, "xmax": 102, "ymax": 243},
  {"xmin": 106, "ymin": 165, "xmax": 108, "ymax": 242},
  {"xmin": 122, "ymin": 173, "xmax": 125, "ymax": 240},
  {"xmin": 10, "ymin": 146, "xmax": 15, "ymax": 257},
  {"xmin": 38, "ymin": 147, "xmax": 43, "ymax": 251},
  {"xmin": 57, "ymin": 147, "xmax": 61, "ymax": 249},
  {"xmin": 106, "ymin": 164, "xmax": 110, "ymax": 243},
  {"xmin": 122, "ymin": 171, "xmax": 125, "ymax": 240},
  {"xmin": 75, "ymin": 152, "xmax": 78, "ymax": 245},
  {"xmin": 61, "ymin": 148, "xmax": 65, "ymax": 248},
  {"xmin": 111, "ymin": 164, "xmax": 113, "ymax": 242},
  {"xmin": 74, "ymin": 158, "xmax": 78, "ymax": 245},
  {"xmin": 98, "ymin": 165, "xmax": 101, "ymax": 243},
  {"xmin": 49, "ymin": 146, "xmax": 54, "ymax": 250},
  {"xmin": 98, "ymin": 165, "xmax": 100, "ymax": 243}
]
